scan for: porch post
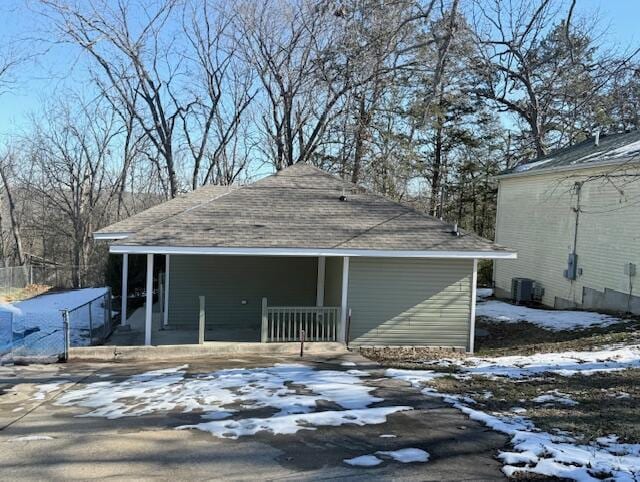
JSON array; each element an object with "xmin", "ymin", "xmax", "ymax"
[
  {"xmin": 144, "ymin": 253, "xmax": 154, "ymax": 346},
  {"xmin": 339, "ymin": 256, "xmax": 350, "ymax": 343},
  {"xmin": 121, "ymin": 253, "xmax": 128, "ymax": 325},
  {"xmin": 316, "ymin": 256, "xmax": 325, "ymax": 307},
  {"xmin": 163, "ymin": 254, "xmax": 170, "ymax": 326},
  {"xmin": 469, "ymin": 258, "xmax": 478, "ymax": 353}
]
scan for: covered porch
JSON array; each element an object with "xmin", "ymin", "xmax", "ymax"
[{"xmin": 116, "ymin": 252, "xmax": 349, "ymax": 346}]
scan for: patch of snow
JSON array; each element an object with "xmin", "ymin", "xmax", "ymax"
[
  {"xmin": 513, "ymin": 156, "xmax": 557, "ymax": 172},
  {"xmin": 379, "ymin": 434, "xmax": 397, "ymax": 438},
  {"xmin": 384, "ymin": 368, "xmax": 444, "ymax": 387},
  {"xmin": 180, "ymin": 406, "xmax": 412, "ymax": 439},
  {"xmin": 33, "ymin": 380, "xmax": 70, "ymax": 400},
  {"xmin": 477, "ymin": 300, "xmax": 622, "ymax": 331},
  {"xmin": 376, "ymin": 448, "xmax": 430, "ymax": 463},
  {"xmin": 55, "ymin": 364, "xmax": 383, "ymax": 419},
  {"xmin": 52, "ymin": 363, "xmax": 411, "ymax": 439},
  {"xmin": 601, "ymin": 139, "xmax": 640, "ymax": 160},
  {"xmin": 511, "ymin": 407, "xmax": 527, "ymax": 414},
  {"xmin": 340, "ymin": 361, "xmax": 357, "ymax": 366},
  {"xmin": 9, "ymin": 435, "xmax": 54, "ymax": 441},
  {"xmin": 476, "ymin": 288, "xmax": 493, "ymax": 299},
  {"xmin": 344, "ymin": 455, "xmax": 383, "ymax": 467},
  {"xmin": 532, "ymin": 391, "xmax": 578, "ymax": 406},
  {"xmin": 433, "ymin": 345, "xmax": 640, "ymax": 379}
]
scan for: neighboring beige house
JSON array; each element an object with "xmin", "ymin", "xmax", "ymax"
[
  {"xmin": 95, "ymin": 163, "xmax": 514, "ymax": 352},
  {"xmin": 494, "ymin": 130, "xmax": 640, "ymax": 315}
]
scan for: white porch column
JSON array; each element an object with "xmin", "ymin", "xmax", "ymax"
[
  {"xmin": 469, "ymin": 258, "xmax": 478, "ymax": 353},
  {"xmin": 121, "ymin": 253, "xmax": 128, "ymax": 325},
  {"xmin": 163, "ymin": 254, "xmax": 170, "ymax": 326},
  {"xmin": 316, "ymin": 256, "xmax": 325, "ymax": 307},
  {"xmin": 145, "ymin": 253, "xmax": 154, "ymax": 346},
  {"xmin": 339, "ymin": 256, "xmax": 350, "ymax": 343}
]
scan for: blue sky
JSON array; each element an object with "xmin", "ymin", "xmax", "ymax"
[{"xmin": 0, "ymin": 0, "xmax": 639, "ymax": 136}]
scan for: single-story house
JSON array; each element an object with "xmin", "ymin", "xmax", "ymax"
[
  {"xmin": 494, "ymin": 130, "xmax": 640, "ymax": 314},
  {"xmin": 95, "ymin": 163, "xmax": 515, "ymax": 352}
]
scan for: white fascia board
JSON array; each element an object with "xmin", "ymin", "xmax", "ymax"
[
  {"xmin": 109, "ymin": 245, "xmax": 517, "ymax": 259},
  {"xmin": 94, "ymin": 232, "xmax": 132, "ymax": 240}
]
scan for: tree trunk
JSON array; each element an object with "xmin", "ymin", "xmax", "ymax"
[
  {"xmin": 0, "ymin": 164, "xmax": 26, "ymax": 265},
  {"xmin": 352, "ymin": 96, "xmax": 368, "ymax": 184}
]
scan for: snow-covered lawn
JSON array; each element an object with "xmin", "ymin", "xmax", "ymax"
[
  {"xmin": 386, "ymin": 344, "xmax": 640, "ymax": 481},
  {"xmin": 0, "ymin": 287, "xmax": 109, "ymax": 357},
  {"xmin": 429, "ymin": 344, "xmax": 640, "ymax": 379},
  {"xmin": 476, "ymin": 299, "xmax": 623, "ymax": 331},
  {"xmin": 50, "ymin": 364, "xmax": 411, "ymax": 439}
]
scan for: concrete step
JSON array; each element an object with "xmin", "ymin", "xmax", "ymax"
[{"xmin": 70, "ymin": 342, "xmax": 347, "ymax": 362}]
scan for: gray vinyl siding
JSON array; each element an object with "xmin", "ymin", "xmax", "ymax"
[
  {"xmin": 347, "ymin": 258, "xmax": 472, "ymax": 349},
  {"xmin": 323, "ymin": 257, "xmax": 343, "ymax": 307},
  {"xmin": 168, "ymin": 255, "xmax": 317, "ymax": 330}
]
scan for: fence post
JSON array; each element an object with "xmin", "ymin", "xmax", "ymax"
[
  {"xmin": 158, "ymin": 275, "xmax": 164, "ymax": 318},
  {"xmin": 261, "ymin": 297, "xmax": 268, "ymax": 343},
  {"xmin": 88, "ymin": 300, "xmax": 93, "ymax": 345},
  {"xmin": 198, "ymin": 296, "xmax": 205, "ymax": 345},
  {"xmin": 107, "ymin": 288, "xmax": 112, "ymax": 336},
  {"xmin": 62, "ymin": 310, "xmax": 70, "ymax": 361}
]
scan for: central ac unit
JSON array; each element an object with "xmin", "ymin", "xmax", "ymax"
[{"xmin": 511, "ymin": 278, "xmax": 534, "ymax": 304}]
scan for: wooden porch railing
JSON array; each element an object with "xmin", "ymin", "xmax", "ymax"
[{"xmin": 261, "ymin": 298, "xmax": 340, "ymax": 342}]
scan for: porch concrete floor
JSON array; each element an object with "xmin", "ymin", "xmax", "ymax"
[{"xmin": 106, "ymin": 304, "xmax": 260, "ymax": 346}]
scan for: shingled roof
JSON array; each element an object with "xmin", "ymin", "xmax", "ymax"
[
  {"xmin": 499, "ymin": 130, "xmax": 640, "ymax": 178},
  {"xmin": 95, "ymin": 184, "xmax": 235, "ymax": 238},
  {"xmin": 100, "ymin": 164, "xmax": 513, "ymax": 256}
]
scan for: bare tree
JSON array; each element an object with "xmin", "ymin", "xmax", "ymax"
[
  {"xmin": 470, "ymin": 0, "xmax": 639, "ymax": 160},
  {"xmin": 40, "ymin": 0, "xmax": 187, "ymax": 198},
  {"xmin": 25, "ymin": 97, "xmax": 119, "ymax": 287}
]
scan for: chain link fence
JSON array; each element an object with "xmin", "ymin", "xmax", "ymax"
[{"xmin": 0, "ymin": 288, "xmax": 113, "ymax": 362}]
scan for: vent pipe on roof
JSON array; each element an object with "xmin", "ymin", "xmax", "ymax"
[{"xmin": 594, "ymin": 130, "xmax": 600, "ymax": 147}]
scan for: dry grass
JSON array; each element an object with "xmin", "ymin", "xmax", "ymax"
[
  {"xmin": 0, "ymin": 284, "xmax": 51, "ymax": 303},
  {"xmin": 475, "ymin": 317, "xmax": 640, "ymax": 356},
  {"xmin": 431, "ymin": 370, "xmax": 640, "ymax": 443}
]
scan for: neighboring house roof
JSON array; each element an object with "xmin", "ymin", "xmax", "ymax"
[
  {"xmin": 98, "ymin": 164, "xmax": 514, "ymax": 257},
  {"xmin": 498, "ymin": 130, "xmax": 640, "ymax": 178},
  {"xmin": 94, "ymin": 184, "xmax": 236, "ymax": 239}
]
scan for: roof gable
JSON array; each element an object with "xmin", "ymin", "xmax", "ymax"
[{"xmin": 101, "ymin": 164, "xmax": 509, "ymax": 254}]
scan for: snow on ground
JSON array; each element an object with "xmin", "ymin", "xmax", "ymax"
[
  {"xmin": 48, "ymin": 364, "xmax": 411, "ymax": 439},
  {"xmin": 532, "ymin": 391, "xmax": 579, "ymax": 406},
  {"xmin": 344, "ymin": 455, "xmax": 383, "ymax": 467},
  {"xmin": 377, "ymin": 448, "xmax": 430, "ymax": 463},
  {"xmin": 386, "ymin": 368, "xmax": 640, "ymax": 481},
  {"xmin": 344, "ymin": 448, "xmax": 430, "ymax": 467},
  {"xmin": 33, "ymin": 380, "xmax": 71, "ymax": 401},
  {"xmin": 476, "ymin": 288, "xmax": 493, "ymax": 299},
  {"xmin": 8, "ymin": 435, "xmax": 54, "ymax": 442},
  {"xmin": 476, "ymin": 299, "xmax": 622, "ymax": 331},
  {"xmin": 0, "ymin": 287, "xmax": 109, "ymax": 357},
  {"xmin": 429, "ymin": 345, "xmax": 640, "ymax": 379}
]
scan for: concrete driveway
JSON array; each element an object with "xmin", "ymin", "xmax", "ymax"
[{"xmin": 0, "ymin": 355, "xmax": 507, "ymax": 481}]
